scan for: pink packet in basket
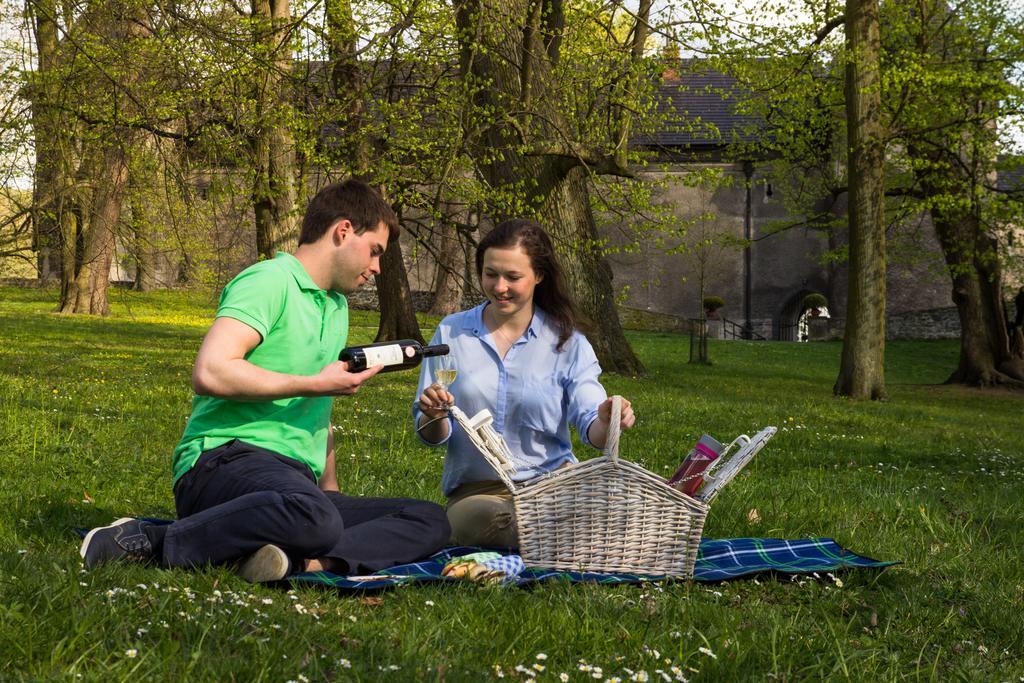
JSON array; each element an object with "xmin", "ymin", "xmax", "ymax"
[{"xmin": 667, "ymin": 434, "xmax": 725, "ymax": 496}]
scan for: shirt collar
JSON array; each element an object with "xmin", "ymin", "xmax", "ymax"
[
  {"xmin": 275, "ymin": 252, "xmax": 322, "ymax": 293},
  {"xmin": 466, "ymin": 302, "xmax": 543, "ymax": 340}
]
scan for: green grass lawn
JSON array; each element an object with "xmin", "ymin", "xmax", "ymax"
[{"xmin": 1, "ymin": 286, "xmax": 1021, "ymax": 681}]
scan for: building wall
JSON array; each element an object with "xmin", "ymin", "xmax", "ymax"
[{"xmin": 598, "ymin": 162, "xmax": 957, "ymax": 340}]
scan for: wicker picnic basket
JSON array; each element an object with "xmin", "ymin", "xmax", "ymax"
[{"xmin": 450, "ymin": 396, "xmax": 776, "ymax": 577}]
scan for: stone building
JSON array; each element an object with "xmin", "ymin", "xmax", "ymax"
[{"xmin": 607, "ymin": 66, "xmax": 959, "ymax": 341}]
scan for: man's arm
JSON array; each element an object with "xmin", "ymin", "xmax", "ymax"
[
  {"xmin": 192, "ymin": 317, "xmax": 382, "ymax": 400},
  {"xmin": 319, "ymin": 427, "xmax": 340, "ymax": 492}
]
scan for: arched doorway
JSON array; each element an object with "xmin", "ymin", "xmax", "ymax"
[{"xmin": 775, "ymin": 289, "xmax": 825, "ymax": 341}]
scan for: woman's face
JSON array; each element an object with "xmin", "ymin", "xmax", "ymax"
[{"xmin": 480, "ymin": 245, "xmax": 543, "ymax": 318}]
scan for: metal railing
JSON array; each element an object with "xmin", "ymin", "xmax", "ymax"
[{"xmin": 720, "ymin": 317, "xmax": 767, "ymax": 341}]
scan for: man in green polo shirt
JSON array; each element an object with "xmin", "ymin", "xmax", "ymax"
[{"xmin": 80, "ymin": 179, "xmax": 450, "ymax": 581}]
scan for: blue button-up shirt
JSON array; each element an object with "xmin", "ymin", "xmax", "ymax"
[{"xmin": 413, "ymin": 303, "xmax": 606, "ymax": 496}]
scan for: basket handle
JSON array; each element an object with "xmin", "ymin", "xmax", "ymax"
[
  {"xmin": 450, "ymin": 405, "xmax": 518, "ymax": 493},
  {"xmin": 602, "ymin": 395, "xmax": 622, "ymax": 463},
  {"xmin": 697, "ymin": 426, "xmax": 777, "ymax": 503}
]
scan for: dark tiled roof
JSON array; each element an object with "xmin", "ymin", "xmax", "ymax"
[
  {"xmin": 634, "ymin": 65, "xmax": 764, "ymax": 149},
  {"xmin": 299, "ymin": 58, "xmax": 764, "ymax": 151},
  {"xmin": 997, "ymin": 156, "xmax": 1024, "ymax": 193}
]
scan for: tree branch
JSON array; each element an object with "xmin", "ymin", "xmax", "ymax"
[{"xmin": 814, "ymin": 14, "xmax": 846, "ymax": 45}]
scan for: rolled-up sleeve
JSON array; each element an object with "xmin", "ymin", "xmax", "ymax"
[{"xmin": 564, "ymin": 335, "xmax": 606, "ymax": 448}]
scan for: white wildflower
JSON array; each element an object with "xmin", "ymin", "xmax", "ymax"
[
  {"xmin": 698, "ymin": 647, "xmax": 717, "ymax": 659},
  {"xmin": 124, "ymin": 649, "xmax": 138, "ymax": 658}
]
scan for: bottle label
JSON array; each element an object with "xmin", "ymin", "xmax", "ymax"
[{"xmin": 363, "ymin": 345, "xmax": 405, "ymax": 367}]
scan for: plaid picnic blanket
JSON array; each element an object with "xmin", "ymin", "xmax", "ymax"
[
  {"xmin": 291, "ymin": 538, "xmax": 896, "ymax": 590},
  {"xmin": 75, "ymin": 523, "xmax": 895, "ymax": 588}
]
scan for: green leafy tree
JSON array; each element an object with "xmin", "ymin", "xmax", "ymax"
[
  {"xmin": 884, "ymin": 0, "xmax": 1024, "ymax": 385},
  {"xmin": 453, "ymin": 0, "xmax": 663, "ymax": 374}
]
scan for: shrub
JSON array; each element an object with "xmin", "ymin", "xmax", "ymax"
[
  {"xmin": 802, "ymin": 293, "xmax": 828, "ymax": 311},
  {"xmin": 703, "ymin": 295, "xmax": 725, "ymax": 311}
]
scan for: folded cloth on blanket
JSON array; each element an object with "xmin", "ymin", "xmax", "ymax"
[
  {"xmin": 291, "ymin": 538, "xmax": 897, "ymax": 591},
  {"xmin": 74, "ymin": 523, "xmax": 895, "ymax": 588},
  {"xmin": 441, "ymin": 552, "xmax": 526, "ymax": 585}
]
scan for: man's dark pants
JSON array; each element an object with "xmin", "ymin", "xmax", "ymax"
[{"xmin": 153, "ymin": 440, "xmax": 450, "ymax": 575}]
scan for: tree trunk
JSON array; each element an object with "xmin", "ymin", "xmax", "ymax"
[
  {"xmin": 27, "ymin": 0, "xmax": 66, "ymax": 283},
  {"xmin": 930, "ymin": 209, "xmax": 1024, "ymax": 386},
  {"xmin": 60, "ymin": 146, "xmax": 128, "ymax": 314},
  {"xmin": 129, "ymin": 135, "xmax": 170, "ymax": 291},
  {"xmin": 323, "ymin": 0, "xmax": 422, "ymax": 342},
  {"xmin": 373, "ymin": 238, "xmax": 424, "ymax": 343},
  {"xmin": 251, "ymin": 0, "xmax": 298, "ymax": 258},
  {"xmin": 456, "ymin": 0, "xmax": 643, "ymax": 374},
  {"xmin": 541, "ymin": 166, "xmax": 641, "ymax": 372},
  {"xmin": 326, "ymin": 0, "xmax": 372, "ymax": 172},
  {"xmin": 834, "ymin": 0, "xmax": 887, "ymax": 400},
  {"xmin": 429, "ymin": 219, "xmax": 468, "ymax": 316}
]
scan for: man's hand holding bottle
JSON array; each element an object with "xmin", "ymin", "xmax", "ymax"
[{"xmin": 313, "ymin": 361, "xmax": 384, "ymax": 396}]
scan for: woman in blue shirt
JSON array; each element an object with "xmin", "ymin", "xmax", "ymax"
[{"xmin": 413, "ymin": 219, "xmax": 636, "ymax": 548}]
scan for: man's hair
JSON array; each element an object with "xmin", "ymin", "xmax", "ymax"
[{"xmin": 299, "ymin": 179, "xmax": 399, "ymax": 245}]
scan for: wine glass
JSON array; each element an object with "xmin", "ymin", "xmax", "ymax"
[{"xmin": 432, "ymin": 354, "xmax": 458, "ymax": 406}]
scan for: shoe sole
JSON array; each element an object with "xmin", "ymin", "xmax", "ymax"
[
  {"xmin": 80, "ymin": 517, "xmax": 137, "ymax": 561},
  {"xmin": 236, "ymin": 544, "xmax": 290, "ymax": 583}
]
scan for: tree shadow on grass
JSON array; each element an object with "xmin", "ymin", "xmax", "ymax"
[{"xmin": 25, "ymin": 500, "xmax": 175, "ymax": 549}]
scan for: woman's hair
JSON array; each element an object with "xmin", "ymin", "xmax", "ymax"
[{"xmin": 476, "ymin": 219, "xmax": 581, "ymax": 351}]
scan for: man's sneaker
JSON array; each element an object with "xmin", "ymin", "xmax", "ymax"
[
  {"xmin": 80, "ymin": 518, "xmax": 155, "ymax": 568},
  {"xmin": 236, "ymin": 544, "xmax": 290, "ymax": 583}
]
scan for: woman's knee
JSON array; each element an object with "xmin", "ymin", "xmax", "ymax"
[{"xmin": 446, "ymin": 495, "xmax": 517, "ymax": 548}]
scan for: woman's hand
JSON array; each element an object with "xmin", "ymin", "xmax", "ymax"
[
  {"xmin": 587, "ymin": 395, "xmax": 636, "ymax": 449},
  {"xmin": 416, "ymin": 383, "xmax": 453, "ymax": 444},
  {"xmin": 418, "ymin": 383, "xmax": 454, "ymax": 419},
  {"xmin": 597, "ymin": 395, "xmax": 636, "ymax": 431}
]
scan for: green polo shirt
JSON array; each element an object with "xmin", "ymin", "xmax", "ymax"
[{"xmin": 171, "ymin": 252, "xmax": 348, "ymax": 485}]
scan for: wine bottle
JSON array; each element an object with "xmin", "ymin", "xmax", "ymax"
[{"xmin": 339, "ymin": 339, "xmax": 450, "ymax": 373}]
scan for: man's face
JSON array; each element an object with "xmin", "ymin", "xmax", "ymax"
[{"xmin": 332, "ymin": 221, "xmax": 389, "ymax": 294}]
